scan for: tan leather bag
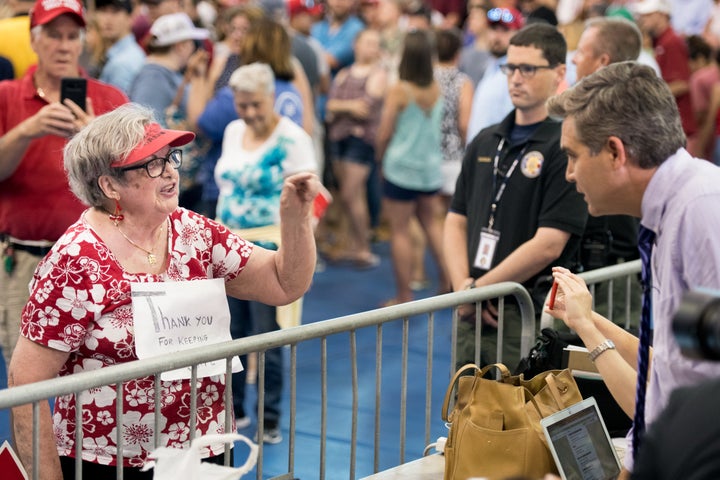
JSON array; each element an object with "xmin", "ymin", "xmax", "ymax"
[{"xmin": 441, "ymin": 363, "xmax": 583, "ymax": 480}]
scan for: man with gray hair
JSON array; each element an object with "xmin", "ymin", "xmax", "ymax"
[
  {"xmin": 546, "ymin": 61, "xmax": 720, "ymax": 476},
  {"xmin": 572, "ymin": 16, "xmax": 642, "ymax": 81},
  {"xmin": 572, "ymin": 16, "xmax": 644, "ymax": 326}
]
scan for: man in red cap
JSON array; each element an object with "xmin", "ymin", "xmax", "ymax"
[{"xmin": 0, "ymin": 0, "xmax": 127, "ymax": 369}]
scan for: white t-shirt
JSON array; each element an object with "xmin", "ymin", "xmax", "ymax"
[{"xmin": 215, "ymin": 116, "xmax": 317, "ymax": 229}]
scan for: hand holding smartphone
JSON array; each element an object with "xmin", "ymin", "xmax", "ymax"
[{"xmin": 60, "ymin": 77, "xmax": 87, "ymax": 112}]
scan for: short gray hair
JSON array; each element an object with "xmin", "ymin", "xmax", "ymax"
[
  {"xmin": 64, "ymin": 103, "xmax": 156, "ymax": 207},
  {"xmin": 228, "ymin": 62, "xmax": 275, "ymax": 95},
  {"xmin": 584, "ymin": 17, "xmax": 642, "ymax": 64},
  {"xmin": 547, "ymin": 61, "xmax": 685, "ymax": 169}
]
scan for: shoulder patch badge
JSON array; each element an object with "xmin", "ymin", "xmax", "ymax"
[{"xmin": 521, "ymin": 151, "xmax": 544, "ymax": 178}]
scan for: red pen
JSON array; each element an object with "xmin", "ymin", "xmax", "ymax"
[{"xmin": 548, "ymin": 281, "xmax": 559, "ymax": 309}]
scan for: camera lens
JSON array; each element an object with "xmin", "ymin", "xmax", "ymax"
[{"xmin": 673, "ymin": 290, "xmax": 720, "ymax": 361}]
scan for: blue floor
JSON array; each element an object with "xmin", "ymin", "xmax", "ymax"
[{"xmin": 0, "ymin": 240, "xmax": 454, "ymax": 479}]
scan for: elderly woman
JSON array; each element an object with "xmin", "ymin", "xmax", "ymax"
[
  {"xmin": 8, "ymin": 103, "xmax": 319, "ymax": 479},
  {"xmin": 215, "ymin": 62, "xmax": 317, "ymax": 444}
]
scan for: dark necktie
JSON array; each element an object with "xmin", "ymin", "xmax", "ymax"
[{"xmin": 632, "ymin": 224, "xmax": 655, "ymax": 461}]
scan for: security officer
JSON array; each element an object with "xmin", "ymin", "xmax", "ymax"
[{"xmin": 444, "ymin": 23, "xmax": 588, "ymax": 370}]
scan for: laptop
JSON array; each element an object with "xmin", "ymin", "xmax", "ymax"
[{"xmin": 540, "ymin": 397, "xmax": 622, "ymax": 480}]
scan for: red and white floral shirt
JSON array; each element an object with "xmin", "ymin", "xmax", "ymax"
[{"xmin": 20, "ymin": 208, "xmax": 253, "ymax": 467}]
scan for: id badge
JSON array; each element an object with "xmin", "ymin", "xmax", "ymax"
[{"xmin": 473, "ymin": 228, "xmax": 500, "ymax": 271}]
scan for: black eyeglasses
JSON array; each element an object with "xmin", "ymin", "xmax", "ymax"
[
  {"xmin": 499, "ymin": 63, "xmax": 556, "ymax": 78},
  {"xmin": 121, "ymin": 149, "xmax": 183, "ymax": 178}
]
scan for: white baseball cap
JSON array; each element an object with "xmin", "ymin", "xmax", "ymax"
[
  {"xmin": 632, "ymin": 0, "xmax": 672, "ymax": 16},
  {"xmin": 150, "ymin": 12, "xmax": 209, "ymax": 47}
]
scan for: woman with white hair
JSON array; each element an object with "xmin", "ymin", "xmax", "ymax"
[{"xmin": 215, "ymin": 62, "xmax": 317, "ymax": 443}]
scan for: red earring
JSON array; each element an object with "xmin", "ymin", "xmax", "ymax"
[{"xmin": 109, "ymin": 198, "xmax": 124, "ymax": 226}]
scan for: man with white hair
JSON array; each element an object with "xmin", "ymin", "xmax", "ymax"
[{"xmin": 0, "ymin": 0, "xmax": 127, "ymax": 368}]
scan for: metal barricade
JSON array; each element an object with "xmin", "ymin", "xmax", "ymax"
[
  {"xmin": 539, "ymin": 260, "xmax": 642, "ymax": 331},
  {"xmin": 0, "ymin": 282, "xmax": 534, "ymax": 480}
]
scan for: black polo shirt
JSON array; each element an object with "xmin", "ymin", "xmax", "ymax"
[{"xmin": 450, "ymin": 110, "xmax": 588, "ymax": 288}]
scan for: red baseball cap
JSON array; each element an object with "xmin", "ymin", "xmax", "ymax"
[
  {"xmin": 30, "ymin": 0, "xmax": 86, "ymax": 29},
  {"xmin": 487, "ymin": 7, "xmax": 524, "ymax": 31},
  {"xmin": 287, "ymin": 0, "xmax": 323, "ymax": 18},
  {"xmin": 111, "ymin": 123, "xmax": 195, "ymax": 168}
]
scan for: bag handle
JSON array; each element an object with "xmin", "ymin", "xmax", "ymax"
[
  {"xmin": 441, "ymin": 364, "xmax": 480, "ymax": 422},
  {"xmin": 544, "ymin": 371, "xmax": 570, "ymax": 409},
  {"xmin": 523, "ymin": 386, "xmax": 544, "ymax": 417},
  {"xmin": 480, "ymin": 363, "xmax": 512, "ymax": 381}
]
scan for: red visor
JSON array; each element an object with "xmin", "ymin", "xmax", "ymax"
[{"xmin": 111, "ymin": 123, "xmax": 195, "ymax": 168}]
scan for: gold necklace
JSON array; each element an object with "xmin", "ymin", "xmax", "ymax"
[
  {"xmin": 116, "ymin": 222, "xmax": 166, "ymax": 265},
  {"xmin": 34, "ymin": 75, "xmax": 47, "ymax": 100},
  {"xmin": 117, "ymin": 227, "xmax": 158, "ymax": 264},
  {"xmin": 98, "ymin": 207, "xmax": 167, "ymax": 265}
]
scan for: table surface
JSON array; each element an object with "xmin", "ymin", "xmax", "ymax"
[{"xmin": 360, "ymin": 454, "xmax": 444, "ymax": 480}]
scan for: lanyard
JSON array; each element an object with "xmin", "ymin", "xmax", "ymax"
[{"xmin": 488, "ymin": 138, "xmax": 527, "ymax": 229}]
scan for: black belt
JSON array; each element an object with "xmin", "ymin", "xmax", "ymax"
[
  {"xmin": 2, "ymin": 235, "xmax": 54, "ymax": 257},
  {"xmin": 9, "ymin": 242, "xmax": 53, "ymax": 257}
]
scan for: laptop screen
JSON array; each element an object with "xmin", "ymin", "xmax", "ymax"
[{"xmin": 541, "ymin": 397, "xmax": 621, "ymax": 480}]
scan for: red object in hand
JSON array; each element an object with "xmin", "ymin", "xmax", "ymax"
[
  {"xmin": 548, "ymin": 281, "xmax": 559, "ymax": 310},
  {"xmin": 312, "ymin": 185, "xmax": 332, "ymax": 223}
]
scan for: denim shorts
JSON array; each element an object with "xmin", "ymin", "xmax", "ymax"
[
  {"xmin": 330, "ymin": 136, "xmax": 375, "ymax": 167},
  {"xmin": 382, "ymin": 178, "xmax": 440, "ymax": 201}
]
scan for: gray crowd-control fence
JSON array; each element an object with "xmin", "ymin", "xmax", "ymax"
[{"xmin": 0, "ymin": 260, "xmax": 640, "ymax": 480}]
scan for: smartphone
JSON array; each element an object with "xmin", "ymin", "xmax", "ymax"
[{"xmin": 60, "ymin": 77, "xmax": 87, "ymax": 112}]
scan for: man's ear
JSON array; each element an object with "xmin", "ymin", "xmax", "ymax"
[
  {"xmin": 606, "ymin": 136, "xmax": 628, "ymax": 169},
  {"xmin": 598, "ymin": 52, "xmax": 611, "ymax": 68},
  {"xmin": 555, "ymin": 63, "xmax": 567, "ymax": 86}
]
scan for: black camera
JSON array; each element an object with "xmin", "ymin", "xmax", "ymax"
[{"xmin": 673, "ymin": 290, "xmax": 720, "ymax": 361}]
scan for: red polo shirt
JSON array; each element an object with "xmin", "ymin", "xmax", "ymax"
[
  {"xmin": 654, "ymin": 26, "xmax": 697, "ymax": 136},
  {"xmin": 0, "ymin": 66, "xmax": 128, "ymax": 241}
]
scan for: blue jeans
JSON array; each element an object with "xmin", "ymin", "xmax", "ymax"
[{"xmin": 228, "ymin": 297, "xmax": 282, "ymax": 425}]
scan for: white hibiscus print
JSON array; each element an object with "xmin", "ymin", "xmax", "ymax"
[
  {"xmin": 115, "ymin": 338, "xmax": 136, "ymax": 360},
  {"xmin": 198, "ymin": 383, "xmax": 220, "ymax": 407},
  {"xmin": 126, "ymin": 386, "xmax": 151, "ymax": 407},
  {"xmin": 59, "ymin": 323, "xmax": 86, "ymax": 350},
  {"xmin": 77, "ymin": 257, "xmax": 112, "ymax": 284},
  {"xmin": 110, "ymin": 305, "xmax": 134, "ymax": 331},
  {"xmin": 37, "ymin": 305, "xmax": 61, "ymax": 327},
  {"xmin": 56, "ymin": 286, "xmax": 102, "ymax": 320},
  {"xmin": 111, "ymin": 411, "xmax": 163, "ymax": 454},
  {"xmin": 83, "ymin": 385, "xmax": 115, "ymax": 408},
  {"xmin": 167, "ymin": 421, "xmax": 190, "ymax": 442},
  {"xmin": 54, "ymin": 415, "xmax": 73, "ymax": 456},
  {"xmin": 82, "ymin": 435, "xmax": 113, "ymax": 465},
  {"xmin": 34, "ymin": 280, "xmax": 54, "ymax": 303},
  {"xmin": 96, "ymin": 410, "xmax": 114, "ymax": 427}
]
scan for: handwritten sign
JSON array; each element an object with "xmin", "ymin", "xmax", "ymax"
[{"xmin": 131, "ymin": 278, "xmax": 242, "ymax": 381}]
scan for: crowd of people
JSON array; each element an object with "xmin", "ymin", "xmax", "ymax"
[{"xmin": 4, "ymin": 0, "xmax": 720, "ymax": 478}]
